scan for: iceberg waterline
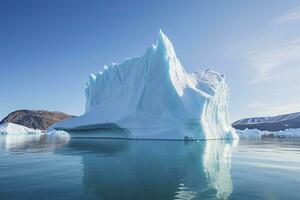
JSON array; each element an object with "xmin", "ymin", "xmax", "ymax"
[{"xmin": 54, "ymin": 30, "xmax": 238, "ymax": 140}]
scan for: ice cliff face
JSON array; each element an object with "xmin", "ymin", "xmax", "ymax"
[{"xmin": 55, "ymin": 30, "xmax": 237, "ymax": 140}]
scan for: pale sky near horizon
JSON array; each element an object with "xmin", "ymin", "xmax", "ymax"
[{"xmin": 1, "ymin": 0, "xmax": 300, "ymax": 121}]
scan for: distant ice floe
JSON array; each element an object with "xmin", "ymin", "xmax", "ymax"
[
  {"xmin": 0, "ymin": 122, "xmax": 45, "ymax": 135},
  {"xmin": 0, "ymin": 123, "xmax": 69, "ymax": 138},
  {"xmin": 236, "ymin": 128, "xmax": 300, "ymax": 139}
]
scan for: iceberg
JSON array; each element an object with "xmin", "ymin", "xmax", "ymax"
[
  {"xmin": 236, "ymin": 128, "xmax": 300, "ymax": 139},
  {"xmin": 54, "ymin": 30, "xmax": 237, "ymax": 140},
  {"xmin": 0, "ymin": 123, "xmax": 45, "ymax": 135}
]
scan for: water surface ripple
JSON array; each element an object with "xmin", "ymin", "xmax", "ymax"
[{"xmin": 0, "ymin": 135, "xmax": 299, "ymax": 200}]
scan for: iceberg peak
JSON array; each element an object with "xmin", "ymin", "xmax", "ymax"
[{"xmin": 156, "ymin": 29, "xmax": 177, "ymax": 59}]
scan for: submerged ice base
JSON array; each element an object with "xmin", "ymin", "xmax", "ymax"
[{"xmin": 54, "ymin": 30, "xmax": 237, "ymax": 140}]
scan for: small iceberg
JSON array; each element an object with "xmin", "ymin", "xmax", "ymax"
[{"xmin": 0, "ymin": 123, "xmax": 45, "ymax": 135}]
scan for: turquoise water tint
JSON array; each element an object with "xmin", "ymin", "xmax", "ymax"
[{"xmin": 0, "ymin": 135, "xmax": 299, "ymax": 199}]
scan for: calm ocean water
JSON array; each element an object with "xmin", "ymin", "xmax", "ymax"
[{"xmin": 0, "ymin": 134, "xmax": 299, "ymax": 200}]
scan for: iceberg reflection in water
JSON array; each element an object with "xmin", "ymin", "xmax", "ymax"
[
  {"xmin": 0, "ymin": 131, "xmax": 236, "ymax": 200},
  {"xmin": 0, "ymin": 133, "xmax": 70, "ymax": 152},
  {"xmin": 64, "ymin": 130, "xmax": 236, "ymax": 200}
]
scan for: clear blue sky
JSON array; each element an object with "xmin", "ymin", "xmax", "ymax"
[{"xmin": 1, "ymin": 0, "xmax": 300, "ymax": 121}]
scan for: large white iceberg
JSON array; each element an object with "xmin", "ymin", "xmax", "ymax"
[{"xmin": 54, "ymin": 30, "xmax": 237, "ymax": 140}]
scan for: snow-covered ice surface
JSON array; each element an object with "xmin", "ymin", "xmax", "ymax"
[
  {"xmin": 0, "ymin": 123, "xmax": 45, "ymax": 135},
  {"xmin": 236, "ymin": 128, "xmax": 300, "ymax": 139},
  {"xmin": 54, "ymin": 30, "xmax": 237, "ymax": 140}
]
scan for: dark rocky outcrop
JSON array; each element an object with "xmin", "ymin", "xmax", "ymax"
[
  {"xmin": 0, "ymin": 110, "xmax": 72, "ymax": 130},
  {"xmin": 232, "ymin": 112, "xmax": 300, "ymax": 131}
]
